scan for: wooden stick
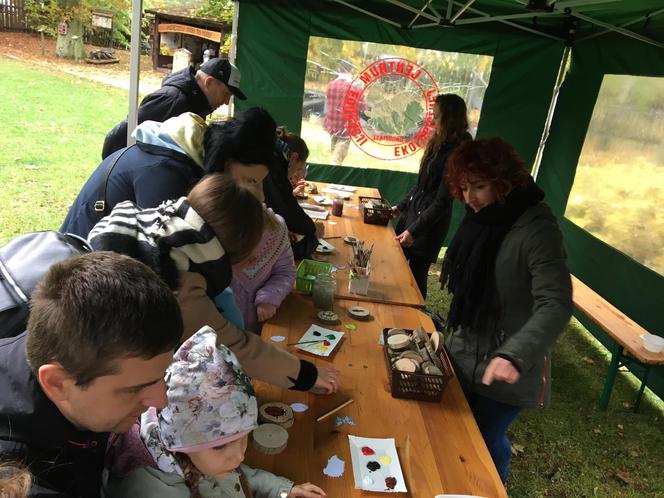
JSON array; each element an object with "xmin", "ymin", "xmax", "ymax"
[
  {"xmin": 323, "ymin": 236, "xmax": 342, "ymax": 240},
  {"xmin": 315, "ymin": 398, "xmax": 355, "ymax": 423}
]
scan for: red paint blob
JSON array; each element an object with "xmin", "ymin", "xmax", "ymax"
[
  {"xmin": 361, "ymin": 446, "xmax": 375, "ymax": 456},
  {"xmin": 323, "ymin": 340, "xmax": 331, "ymax": 346},
  {"xmin": 265, "ymin": 406, "xmax": 286, "ymax": 417},
  {"xmin": 385, "ymin": 477, "xmax": 397, "ymax": 490}
]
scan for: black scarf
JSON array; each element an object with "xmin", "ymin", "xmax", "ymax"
[{"xmin": 440, "ymin": 178, "xmax": 544, "ymax": 333}]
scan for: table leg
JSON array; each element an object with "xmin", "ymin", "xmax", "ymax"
[
  {"xmin": 599, "ymin": 342, "xmax": 623, "ymax": 411},
  {"xmin": 633, "ymin": 364, "xmax": 651, "ymax": 413}
]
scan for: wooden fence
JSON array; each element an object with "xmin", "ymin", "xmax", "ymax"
[{"xmin": 0, "ymin": 0, "xmax": 27, "ymax": 31}]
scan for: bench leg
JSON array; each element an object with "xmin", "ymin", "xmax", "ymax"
[
  {"xmin": 633, "ymin": 364, "xmax": 651, "ymax": 413},
  {"xmin": 599, "ymin": 343, "xmax": 623, "ymax": 411}
]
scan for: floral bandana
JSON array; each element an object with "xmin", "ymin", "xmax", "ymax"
[{"xmin": 142, "ymin": 326, "xmax": 258, "ymax": 475}]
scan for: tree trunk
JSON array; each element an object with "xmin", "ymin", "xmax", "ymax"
[{"xmin": 56, "ymin": 18, "xmax": 84, "ymax": 60}]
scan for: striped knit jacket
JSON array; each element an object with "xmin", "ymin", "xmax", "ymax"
[{"xmin": 88, "ymin": 197, "xmax": 231, "ymax": 298}]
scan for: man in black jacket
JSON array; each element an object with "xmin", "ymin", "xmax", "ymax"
[
  {"xmin": 101, "ymin": 58, "xmax": 247, "ymax": 159},
  {"xmin": 0, "ymin": 252, "xmax": 182, "ymax": 497}
]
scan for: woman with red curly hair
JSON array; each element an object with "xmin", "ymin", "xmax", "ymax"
[{"xmin": 440, "ymin": 137, "xmax": 572, "ymax": 485}]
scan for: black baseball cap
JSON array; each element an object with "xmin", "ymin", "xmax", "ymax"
[{"xmin": 199, "ymin": 58, "xmax": 247, "ymax": 100}]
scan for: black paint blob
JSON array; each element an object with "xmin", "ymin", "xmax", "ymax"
[
  {"xmin": 366, "ymin": 461, "xmax": 381, "ymax": 472},
  {"xmin": 313, "ymin": 331, "xmax": 321, "ymax": 337}
]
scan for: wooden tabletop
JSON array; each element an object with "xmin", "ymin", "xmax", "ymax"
[
  {"xmin": 304, "ymin": 183, "xmax": 425, "ymax": 308},
  {"xmin": 246, "ymin": 293, "xmax": 507, "ymax": 498},
  {"xmin": 572, "ymin": 275, "xmax": 664, "ymax": 364}
]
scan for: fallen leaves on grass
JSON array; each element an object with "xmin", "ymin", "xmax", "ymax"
[
  {"xmin": 582, "ymin": 356, "xmax": 595, "ymax": 365},
  {"xmin": 511, "ymin": 443, "xmax": 525, "ymax": 456},
  {"xmin": 615, "ymin": 468, "xmax": 637, "ymax": 486}
]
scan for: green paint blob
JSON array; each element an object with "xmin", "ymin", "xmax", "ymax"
[{"xmin": 345, "ymin": 323, "xmax": 357, "ymax": 331}]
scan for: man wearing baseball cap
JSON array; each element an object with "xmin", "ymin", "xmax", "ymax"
[{"xmin": 101, "ymin": 58, "xmax": 247, "ymax": 159}]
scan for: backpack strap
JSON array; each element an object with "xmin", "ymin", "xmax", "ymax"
[{"xmin": 94, "ymin": 145, "xmax": 134, "ymax": 216}]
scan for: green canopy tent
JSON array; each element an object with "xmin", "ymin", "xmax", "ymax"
[{"xmin": 232, "ymin": 0, "xmax": 664, "ymax": 403}]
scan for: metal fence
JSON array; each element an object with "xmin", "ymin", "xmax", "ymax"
[{"xmin": 0, "ymin": 0, "xmax": 27, "ymax": 31}]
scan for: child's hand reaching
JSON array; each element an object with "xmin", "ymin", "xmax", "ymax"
[
  {"xmin": 289, "ymin": 483, "xmax": 326, "ymax": 497},
  {"xmin": 257, "ymin": 303, "xmax": 277, "ymax": 322}
]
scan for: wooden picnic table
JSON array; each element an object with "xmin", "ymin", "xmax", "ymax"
[
  {"xmin": 304, "ymin": 183, "xmax": 425, "ymax": 308},
  {"xmin": 246, "ymin": 293, "xmax": 507, "ymax": 498}
]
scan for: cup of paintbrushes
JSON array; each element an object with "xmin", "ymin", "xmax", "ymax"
[{"xmin": 348, "ymin": 264, "xmax": 371, "ymax": 295}]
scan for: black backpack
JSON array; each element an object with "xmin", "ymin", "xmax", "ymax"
[{"xmin": 0, "ymin": 231, "xmax": 92, "ymax": 339}]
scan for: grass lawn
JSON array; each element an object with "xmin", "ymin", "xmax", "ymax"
[
  {"xmin": 0, "ymin": 58, "xmax": 127, "ymax": 243},
  {"xmin": 1, "ymin": 57, "xmax": 663, "ymax": 497}
]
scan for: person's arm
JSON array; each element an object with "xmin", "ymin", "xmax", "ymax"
[
  {"xmin": 177, "ymin": 271, "xmax": 316, "ymax": 390},
  {"xmin": 255, "ymin": 245, "xmax": 296, "ymax": 313},
  {"xmin": 492, "ymin": 222, "xmax": 573, "ymax": 372},
  {"xmin": 239, "ymin": 464, "xmax": 293, "ymax": 498}
]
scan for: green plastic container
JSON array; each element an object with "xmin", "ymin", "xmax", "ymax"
[{"xmin": 296, "ymin": 259, "xmax": 333, "ymax": 293}]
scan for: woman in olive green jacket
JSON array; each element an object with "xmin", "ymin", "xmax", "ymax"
[{"xmin": 440, "ymin": 137, "xmax": 572, "ymax": 484}]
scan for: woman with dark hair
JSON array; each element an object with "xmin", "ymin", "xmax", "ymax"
[
  {"xmin": 392, "ymin": 94, "xmax": 471, "ymax": 299},
  {"xmin": 264, "ymin": 127, "xmax": 324, "ymax": 259},
  {"xmin": 440, "ymin": 137, "xmax": 572, "ymax": 485},
  {"xmin": 89, "ymin": 174, "xmax": 340, "ymax": 396},
  {"xmin": 61, "ymin": 108, "xmax": 276, "ymax": 238}
]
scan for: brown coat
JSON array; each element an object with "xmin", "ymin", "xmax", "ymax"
[{"xmin": 176, "ymin": 271, "xmax": 302, "ymax": 389}]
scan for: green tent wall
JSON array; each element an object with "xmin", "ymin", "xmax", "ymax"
[{"xmin": 234, "ymin": 0, "xmax": 664, "ymax": 402}]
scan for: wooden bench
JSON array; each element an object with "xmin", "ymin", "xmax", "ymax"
[{"xmin": 571, "ymin": 275, "xmax": 664, "ymax": 412}]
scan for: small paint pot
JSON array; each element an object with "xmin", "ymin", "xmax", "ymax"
[
  {"xmin": 348, "ymin": 306, "xmax": 371, "ymax": 321},
  {"xmin": 398, "ymin": 351, "xmax": 424, "ymax": 366},
  {"xmin": 343, "ymin": 236, "xmax": 358, "ymax": 244},
  {"xmin": 423, "ymin": 364, "xmax": 444, "ymax": 376},
  {"xmin": 387, "ymin": 328, "xmax": 406, "ymax": 337},
  {"xmin": 430, "ymin": 331, "xmax": 445, "ymax": 354},
  {"xmin": 394, "ymin": 358, "xmax": 419, "ymax": 373},
  {"xmin": 387, "ymin": 333, "xmax": 411, "ymax": 351}
]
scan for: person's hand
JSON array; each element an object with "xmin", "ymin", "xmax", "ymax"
[
  {"xmin": 256, "ymin": 303, "xmax": 277, "ymax": 322},
  {"xmin": 391, "ymin": 206, "xmax": 400, "ymax": 219},
  {"xmin": 395, "ymin": 230, "xmax": 414, "ymax": 247},
  {"xmin": 289, "ymin": 483, "xmax": 327, "ymax": 497},
  {"xmin": 310, "ymin": 366, "xmax": 341, "ymax": 394},
  {"xmin": 482, "ymin": 357, "xmax": 520, "ymax": 385},
  {"xmin": 293, "ymin": 181, "xmax": 306, "ymax": 197},
  {"xmin": 314, "ymin": 221, "xmax": 325, "ymax": 239}
]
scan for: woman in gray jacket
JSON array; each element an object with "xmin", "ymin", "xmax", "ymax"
[{"xmin": 440, "ymin": 137, "xmax": 572, "ymax": 485}]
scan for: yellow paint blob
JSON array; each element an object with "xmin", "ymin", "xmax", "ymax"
[
  {"xmin": 379, "ymin": 455, "xmax": 392, "ymax": 465},
  {"xmin": 318, "ymin": 345, "xmax": 329, "ymax": 351}
]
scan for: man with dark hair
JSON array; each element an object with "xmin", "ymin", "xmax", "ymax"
[
  {"xmin": 0, "ymin": 252, "xmax": 183, "ymax": 497},
  {"xmin": 101, "ymin": 58, "xmax": 247, "ymax": 159}
]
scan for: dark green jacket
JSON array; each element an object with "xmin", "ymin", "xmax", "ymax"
[{"xmin": 445, "ymin": 202, "xmax": 572, "ymax": 408}]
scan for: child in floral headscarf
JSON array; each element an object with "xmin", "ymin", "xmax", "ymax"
[{"xmin": 108, "ymin": 327, "xmax": 326, "ymax": 498}]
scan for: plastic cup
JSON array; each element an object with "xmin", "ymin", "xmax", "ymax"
[{"xmin": 332, "ymin": 197, "xmax": 344, "ymax": 216}]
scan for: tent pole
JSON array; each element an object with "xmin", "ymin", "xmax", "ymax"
[
  {"xmin": 450, "ymin": 0, "xmax": 476, "ymax": 23},
  {"xmin": 577, "ymin": 7, "xmax": 664, "ymax": 42},
  {"xmin": 428, "ymin": 3, "xmax": 442, "ymax": 19},
  {"xmin": 227, "ymin": 0, "xmax": 239, "ymax": 119},
  {"xmin": 408, "ymin": 0, "xmax": 437, "ymax": 28},
  {"xmin": 446, "ymin": 0, "xmax": 454, "ymax": 20},
  {"xmin": 332, "ymin": 0, "xmax": 401, "ymax": 27},
  {"xmin": 532, "ymin": 45, "xmax": 571, "ymax": 181},
  {"xmin": 573, "ymin": 12, "xmax": 664, "ymax": 49},
  {"xmin": 576, "ymin": 8, "xmax": 664, "ymax": 45},
  {"xmin": 126, "ymin": 0, "xmax": 143, "ymax": 147},
  {"xmin": 385, "ymin": 0, "xmax": 439, "ymax": 23},
  {"xmin": 412, "ymin": 22, "xmax": 444, "ymax": 29},
  {"xmin": 456, "ymin": 2, "xmax": 563, "ymax": 40},
  {"xmin": 455, "ymin": 11, "xmax": 558, "ymax": 25}
]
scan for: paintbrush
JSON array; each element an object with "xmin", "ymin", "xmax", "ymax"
[{"xmin": 287, "ymin": 339, "xmax": 328, "ymax": 346}]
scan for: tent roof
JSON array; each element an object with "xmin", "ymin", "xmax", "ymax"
[{"xmin": 275, "ymin": 0, "xmax": 664, "ymax": 48}]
